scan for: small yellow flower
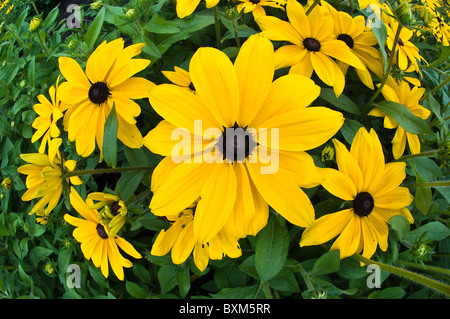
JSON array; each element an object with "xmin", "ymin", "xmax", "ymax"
[
  {"xmin": 29, "ymin": 17, "xmax": 40, "ymax": 32},
  {"xmin": 300, "ymin": 127, "xmax": 414, "ymax": 259},
  {"xmin": 44, "ymin": 263, "xmax": 54, "ymax": 274},
  {"xmin": 36, "ymin": 209, "xmax": 50, "ymax": 225},
  {"xmin": 162, "ymin": 66, "xmax": 196, "ymax": 93},
  {"xmin": 237, "ymin": 0, "xmax": 286, "ymax": 19},
  {"xmin": 1, "ymin": 177, "xmax": 12, "ymax": 190},
  {"xmin": 64, "ymin": 187, "xmax": 141, "ymax": 280},
  {"xmin": 151, "ymin": 201, "xmax": 242, "ymax": 271},
  {"xmin": 87, "ymin": 192, "xmax": 128, "ymax": 236}
]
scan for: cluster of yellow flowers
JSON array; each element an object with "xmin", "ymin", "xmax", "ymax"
[{"xmin": 17, "ymin": 0, "xmax": 443, "ymax": 281}]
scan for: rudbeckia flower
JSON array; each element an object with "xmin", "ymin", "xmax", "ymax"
[
  {"xmin": 300, "ymin": 127, "xmax": 414, "ymax": 259},
  {"xmin": 58, "ymin": 38, "xmax": 155, "ymax": 158},
  {"xmin": 31, "ymin": 75, "xmax": 68, "ymax": 154},
  {"xmin": 176, "ymin": 0, "xmax": 219, "ymax": 19},
  {"xmin": 144, "ymin": 34, "xmax": 344, "ymax": 244},
  {"xmin": 151, "ymin": 201, "xmax": 242, "ymax": 271},
  {"xmin": 162, "ymin": 66, "xmax": 196, "ymax": 93},
  {"xmin": 237, "ymin": 0, "xmax": 286, "ymax": 19},
  {"xmin": 324, "ymin": 2, "xmax": 384, "ymax": 88},
  {"xmin": 387, "ymin": 20, "xmax": 427, "ymax": 73},
  {"xmin": 256, "ymin": 0, "xmax": 365, "ymax": 96},
  {"xmin": 87, "ymin": 192, "xmax": 128, "ymax": 236},
  {"xmin": 368, "ymin": 77, "xmax": 431, "ymax": 159},
  {"xmin": 17, "ymin": 153, "xmax": 82, "ymax": 215},
  {"xmin": 64, "ymin": 187, "xmax": 141, "ymax": 281}
]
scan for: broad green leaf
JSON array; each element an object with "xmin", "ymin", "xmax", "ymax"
[
  {"xmin": 102, "ymin": 103, "xmax": 118, "ymax": 168},
  {"xmin": 126, "ymin": 281, "xmax": 149, "ymax": 298},
  {"xmin": 369, "ymin": 15, "xmax": 388, "ymax": 73},
  {"xmin": 428, "ymin": 46, "xmax": 450, "ymax": 68},
  {"xmin": 309, "ymin": 250, "xmax": 340, "ymax": 276},
  {"xmin": 340, "ymin": 118, "xmax": 364, "ymax": 144},
  {"xmin": 212, "ymin": 285, "xmax": 262, "ymax": 299},
  {"xmin": 255, "ymin": 217, "xmax": 289, "ymax": 282},
  {"xmin": 389, "ymin": 215, "xmax": 410, "ymax": 240},
  {"xmin": 373, "ymin": 100, "xmax": 433, "ymax": 135},
  {"xmin": 84, "ymin": 7, "xmax": 105, "ymax": 50},
  {"xmin": 158, "ymin": 264, "xmax": 179, "ymax": 294},
  {"xmin": 176, "ymin": 264, "xmax": 191, "ymax": 298},
  {"xmin": 405, "ymin": 221, "xmax": 450, "ymax": 243},
  {"xmin": 414, "ymin": 186, "xmax": 432, "ymax": 215},
  {"xmin": 319, "ymin": 88, "xmax": 361, "ymax": 115}
]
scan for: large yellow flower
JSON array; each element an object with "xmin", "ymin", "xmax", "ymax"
[
  {"xmin": 64, "ymin": 187, "xmax": 141, "ymax": 281},
  {"xmin": 300, "ymin": 127, "xmax": 414, "ymax": 259},
  {"xmin": 31, "ymin": 75, "xmax": 67, "ymax": 154},
  {"xmin": 151, "ymin": 201, "xmax": 242, "ymax": 271},
  {"xmin": 323, "ymin": 2, "xmax": 384, "ymax": 88},
  {"xmin": 144, "ymin": 34, "xmax": 344, "ymax": 244},
  {"xmin": 58, "ymin": 38, "xmax": 155, "ymax": 158},
  {"xmin": 256, "ymin": 0, "xmax": 365, "ymax": 96},
  {"xmin": 368, "ymin": 77, "xmax": 431, "ymax": 159},
  {"xmin": 17, "ymin": 153, "xmax": 82, "ymax": 215}
]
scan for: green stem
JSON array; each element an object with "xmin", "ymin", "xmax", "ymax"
[
  {"xmin": 212, "ymin": 7, "xmax": 222, "ymax": 50},
  {"xmin": 404, "ymin": 180, "xmax": 450, "ymax": 188},
  {"xmin": 395, "ymin": 149, "xmax": 440, "ymax": 161},
  {"xmin": 31, "ymin": 1, "xmax": 40, "ymax": 15},
  {"xmin": 65, "ymin": 166, "xmax": 155, "ymax": 178},
  {"xmin": 296, "ymin": 263, "xmax": 315, "ymax": 291},
  {"xmin": 231, "ymin": 19, "xmax": 241, "ymax": 48},
  {"xmin": 3, "ymin": 25, "xmax": 27, "ymax": 48},
  {"xmin": 352, "ymin": 254, "xmax": 450, "ymax": 297},
  {"xmin": 262, "ymin": 282, "xmax": 273, "ymax": 299},
  {"xmin": 420, "ymin": 76, "xmax": 450, "ymax": 103},
  {"xmin": 305, "ymin": 0, "xmax": 321, "ymax": 15},
  {"xmin": 361, "ymin": 23, "xmax": 403, "ymax": 117},
  {"xmin": 396, "ymin": 260, "xmax": 450, "ymax": 278}
]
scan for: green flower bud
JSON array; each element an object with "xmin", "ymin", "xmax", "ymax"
[
  {"xmin": 395, "ymin": 0, "xmax": 415, "ymax": 26},
  {"xmin": 29, "ymin": 17, "xmax": 40, "ymax": 32},
  {"xmin": 125, "ymin": 8, "xmax": 137, "ymax": 21},
  {"xmin": 90, "ymin": 1, "xmax": 103, "ymax": 10},
  {"xmin": 321, "ymin": 145, "xmax": 335, "ymax": 162},
  {"xmin": 1, "ymin": 177, "xmax": 12, "ymax": 190}
]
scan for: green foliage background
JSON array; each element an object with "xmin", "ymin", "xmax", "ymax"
[{"xmin": 0, "ymin": 0, "xmax": 449, "ymax": 300}]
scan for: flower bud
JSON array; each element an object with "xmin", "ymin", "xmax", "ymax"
[
  {"xmin": 395, "ymin": 0, "xmax": 415, "ymax": 26},
  {"xmin": 321, "ymin": 145, "xmax": 335, "ymax": 162},
  {"xmin": 29, "ymin": 17, "xmax": 40, "ymax": 32},
  {"xmin": 90, "ymin": 1, "xmax": 103, "ymax": 10},
  {"xmin": 125, "ymin": 8, "xmax": 137, "ymax": 21},
  {"xmin": 1, "ymin": 177, "xmax": 12, "ymax": 190}
]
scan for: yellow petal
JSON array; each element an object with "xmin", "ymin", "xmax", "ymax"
[
  {"xmin": 369, "ymin": 162, "xmax": 406, "ymax": 198},
  {"xmin": 176, "ymin": 0, "xmax": 201, "ymax": 18},
  {"xmin": 58, "ymin": 57, "xmax": 90, "ymax": 88},
  {"xmin": 330, "ymin": 213, "xmax": 361, "ymax": 259},
  {"xmin": 256, "ymin": 15, "xmax": 302, "ymax": 46},
  {"xmin": 373, "ymin": 187, "xmax": 414, "ymax": 210},
  {"xmin": 332, "ymin": 138, "xmax": 364, "ymax": 192},
  {"xmin": 235, "ymin": 34, "xmax": 275, "ymax": 127},
  {"xmin": 193, "ymin": 163, "xmax": 237, "ymax": 243},
  {"xmin": 319, "ymin": 167, "xmax": 358, "ymax": 201},
  {"xmin": 189, "ymin": 47, "xmax": 240, "ymax": 128}
]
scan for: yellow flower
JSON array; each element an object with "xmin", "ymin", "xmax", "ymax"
[
  {"xmin": 36, "ymin": 209, "xmax": 50, "ymax": 225},
  {"xmin": 256, "ymin": 0, "xmax": 365, "ymax": 97},
  {"xmin": 387, "ymin": 20, "xmax": 427, "ymax": 73},
  {"xmin": 176, "ymin": 0, "xmax": 219, "ymax": 19},
  {"xmin": 324, "ymin": 2, "xmax": 384, "ymax": 88},
  {"xmin": 31, "ymin": 75, "xmax": 67, "ymax": 154},
  {"xmin": 368, "ymin": 77, "xmax": 431, "ymax": 159},
  {"xmin": 64, "ymin": 187, "xmax": 141, "ymax": 280},
  {"xmin": 300, "ymin": 127, "xmax": 414, "ymax": 259},
  {"xmin": 1, "ymin": 177, "xmax": 12, "ymax": 190},
  {"xmin": 17, "ymin": 153, "xmax": 82, "ymax": 215},
  {"xmin": 428, "ymin": 14, "xmax": 450, "ymax": 46},
  {"xmin": 58, "ymin": 38, "xmax": 155, "ymax": 158},
  {"xmin": 151, "ymin": 201, "xmax": 242, "ymax": 271},
  {"xmin": 144, "ymin": 34, "xmax": 343, "ymax": 243},
  {"xmin": 87, "ymin": 192, "xmax": 127, "ymax": 236},
  {"xmin": 162, "ymin": 66, "xmax": 196, "ymax": 93},
  {"xmin": 237, "ymin": 0, "xmax": 286, "ymax": 19},
  {"xmin": 29, "ymin": 17, "xmax": 40, "ymax": 32}
]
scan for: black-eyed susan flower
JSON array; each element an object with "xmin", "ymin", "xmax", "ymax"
[
  {"xmin": 368, "ymin": 77, "xmax": 431, "ymax": 159},
  {"xmin": 64, "ymin": 187, "xmax": 141, "ymax": 281},
  {"xmin": 31, "ymin": 75, "xmax": 67, "ymax": 154},
  {"xmin": 237, "ymin": 0, "xmax": 286, "ymax": 19},
  {"xmin": 87, "ymin": 192, "xmax": 128, "ymax": 236},
  {"xmin": 256, "ymin": 0, "xmax": 365, "ymax": 96},
  {"xmin": 176, "ymin": 0, "xmax": 219, "ymax": 19},
  {"xmin": 324, "ymin": 2, "xmax": 384, "ymax": 88},
  {"xmin": 144, "ymin": 34, "xmax": 344, "ymax": 244},
  {"xmin": 151, "ymin": 201, "xmax": 242, "ymax": 271},
  {"xmin": 300, "ymin": 127, "xmax": 414, "ymax": 259},
  {"xmin": 17, "ymin": 153, "xmax": 82, "ymax": 215},
  {"xmin": 162, "ymin": 66, "xmax": 196, "ymax": 93},
  {"xmin": 387, "ymin": 20, "xmax": 427, "ymax": 73},
  {"xmin": 58, "ymin": 38, "xmax": 155, "ymax": 158}
]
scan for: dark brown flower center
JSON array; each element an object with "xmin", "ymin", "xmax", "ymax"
[
  {"xmin": 110, "ymin": 201, "xmax": 121, "ymax": 216},
  {"xmin": 337, "ymin": 33, "xmax": 354, "ymax": 49},
  {"xmin": 88, "ymin": 82, "xmax": 110, "ymax": 105},
  {"xmin": 353, "ymin": 192, "xmax": 374, "ymax": 217},
  {"xmin": 218, "ymin": 123, "xmax": 256, "ymax": 162},
  {"xmin": 303, "ymin": 37, "xmax": 321, "ymax": 52},
  {"xmin": 250, "ymin": 0, "xmax": 261, "ymax": 3},
  {"xmin": 96, "ymin": 223, "xmax": 109, "ymax": 239},
  {"xmin": 188, "ymin": 82, "xmax": 195, "ymax": 91}
]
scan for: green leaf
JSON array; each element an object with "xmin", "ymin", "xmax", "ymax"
[
  {"xmin": 319, "ymin": 88, "xmax": 361, "ymax": 115},
  {"xmin": 126, "ymin": 281, "xmax": 150, "ymax": 298},
  {"xmin": 212, "ymin": 285, "xmax": 262, "ymax": 299},
  {"xmin": 405, "ymin": 221, "xmax": 450, "ymax": 243},
  {"xmin": 309, "ymin": 250, "xmax": 340, "ymax": 276},
  {"xmin": 373, "ymin": 100, "xmax": 433, "ymax": 135},
  {"xmin": 84, "ymin": 7, "xmax": 105, "ymax": 50},
  {"xmin": 18, "ymin": 264, "xmax": 33, "ymax": 287},
  {"xmin": 158, "ymin": 264, "xmax": 179, "ymax": 294},
  {"xmin": 143, "ymin": 13, "xmax": 180, "ymax": 34},
  {"xmin": 102, "ymin": 103, "xmax": 118, "ymax": 168},
  {"xmin": 414, "ymin": 186, "xmax": 433, "ymax": 215},
  {"xmin": 368, "ymin": 287, "xmax": 406, "ymax": 299},
  {"xmin": 255, "ymin": 217, "xmax": 289, "ymax": 282},
  {"xmin": 369, "ymin": 16, "xmax": 388, "ymax": 73},
  {"xmin": 340, "ymin": 118, "xmax": 364, "ymax": 144},
  {"xmin": 389, "ymin": 215, "xmax": 410, "ymax": 240},
  {"xmin": 428, "ymin": 46, "xmax": 450, "ymax": 69},
  {"xmin": 176, "ymin": 264, "xmax": 191, "ymax": 298}
]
